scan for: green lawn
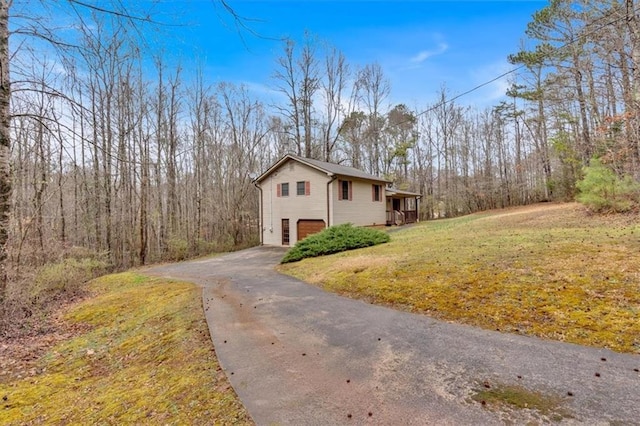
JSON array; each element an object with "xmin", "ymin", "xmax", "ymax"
[
  {"xmin": 0, "ymin": 273, "xmax": 251, "ymax": 425},
  {"xmin": 279, "ymin": 203, "xmax": 640, "ymax": 353}
]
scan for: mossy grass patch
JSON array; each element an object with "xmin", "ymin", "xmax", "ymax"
[
  {"xmin": 0, "ymin": 272, "xmax": 251, "ymax": 425},
  {"xmin": 472, "ymin": 382, "xmax": 571, "ymax": 421},
  {"xmin": 279, "ymin": 203, "xmax": 640, "ymax": 353}
]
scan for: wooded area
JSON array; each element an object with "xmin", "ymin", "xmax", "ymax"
[{"xmin": 1, "ymin": 0, "xmax": 639, "ymax": 324}]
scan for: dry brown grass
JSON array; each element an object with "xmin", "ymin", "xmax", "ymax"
[{"xmin": 280, "ymin": 203, "xmax": 640, "ymax": 353}]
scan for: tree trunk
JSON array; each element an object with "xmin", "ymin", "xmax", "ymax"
[
  {"xmin": 0, "ymin": 0, "xmax": 9, "ymax": 301},
  {"xmin": 572, "ymin": 60, "xmax": 592, "ymax": 162}
]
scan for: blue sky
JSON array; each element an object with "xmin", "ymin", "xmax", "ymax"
[
  {"xmin": 150, "ymin": 0, "xmax": 548, "ymax": 109},
  {"xmin": 21, "ymin": 0, "xmax": 549, "ymax": 110}
]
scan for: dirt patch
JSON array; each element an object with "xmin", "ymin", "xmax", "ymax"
[
  {"xmin": 0, "ymin": 296, "xmax": 90, "ymax": 387},
  {"xmin": 474, "ymin": 202, "xmax": 579, "ymax": 223},
  {"xmin": 0, "ymin": 304, "xmax": 90, "ymax": 384},
  {"xmin": 476, "ymin": 202, "xmax": 638, "ymax": 228}
]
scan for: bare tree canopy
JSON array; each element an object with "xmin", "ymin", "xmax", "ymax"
[{"xmin": 2, "ymin": 0, "xmax": 640, "ymax": 328}]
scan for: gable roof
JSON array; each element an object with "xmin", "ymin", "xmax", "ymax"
[{"xmin": 256, "ymin": 153, "xmax": 391, "ymax": 183}]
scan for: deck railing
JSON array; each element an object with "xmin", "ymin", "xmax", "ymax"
[
  {"xmin": 404, "ymin": 210, "xmax": 417, "ymax": 223},
  {"xmin": 386, "ymin": 210, "xmax": 418, "ymax": 225}
]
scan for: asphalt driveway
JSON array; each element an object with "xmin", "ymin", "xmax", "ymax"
[{"xmin": 147, "ymin": 247, "xmax": 640, "ymax": 425}]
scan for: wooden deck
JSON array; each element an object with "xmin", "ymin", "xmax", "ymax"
[{"xmin": 386, "ymin": 210, "xmax": 418, "ymax": 226}]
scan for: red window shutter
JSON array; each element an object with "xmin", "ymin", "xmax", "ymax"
[
  {"xmin": 338, "ymin": 180, "xmax": 343, "ymax": 200},
  {"xmin": 348, "ymin": 181, "xmax": 352, "ymax": 201},
  {"xmin": 305, "ymin": 181, "xmax": 310, "ymax": 196},
  {"xmin": 277, "ymin": 183, "xmax": 281, "ymax": 197}
]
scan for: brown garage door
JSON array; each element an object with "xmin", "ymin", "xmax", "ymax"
[{"xmin": 297, "ymin": 219, "xmax": 326, "ymax": 241}]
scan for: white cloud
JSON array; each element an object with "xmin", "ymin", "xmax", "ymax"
[
  {"xmin": 410, "ymin": 42, "xmax": 449, "ymax": 64},
  {"xmin": 241, "ymin": 80, "xmax": 281, "ymax": 98},
  {"xmin": 466, "ymin": 59, "xmax": 514, "ymax": 105}
]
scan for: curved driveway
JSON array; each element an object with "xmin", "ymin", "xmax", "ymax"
[{"xmin": 147, "ymin": 247, "xmax": 640, "ymax": 425}]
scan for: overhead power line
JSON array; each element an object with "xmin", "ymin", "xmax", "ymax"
[{"xmin": 400, "ymin": 3, "xmax": 640, "ymax": 126}]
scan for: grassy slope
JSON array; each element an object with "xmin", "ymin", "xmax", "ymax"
[
  {"xmin": 280, "ymin": 203, "xmax": 640, "ymax": 353},
  {"xmin": 1, "ymin": 273, "xmax": 251, "ymax": 425}
]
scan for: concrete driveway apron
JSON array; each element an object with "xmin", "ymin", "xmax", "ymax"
[{"xmin": 147, "ymin": 247, "xmax": 640, "ymax": 425}]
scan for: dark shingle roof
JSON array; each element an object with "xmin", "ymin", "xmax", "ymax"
[
  {"xmin": 292, "ymin": 155, "xmax": 390, "ymax": 182},
  {"xmin": 257, "ymin": 154, "xmax": 391, "ymax": 183}
]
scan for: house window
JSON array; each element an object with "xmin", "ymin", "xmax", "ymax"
[
  {"xmin": 338, "ymin": 180, "xmax": 352, "ymax": 201},
  {"xmin": 372, "ymin": 184, "xmax": 382, "ymax": 202},
  {"xmin": 296, "ymin": 181, "xmax": 310, "ymax": 196},
  {"xmin": 279, "ymin": 182, "xmax": 289, "ymax": 197}
]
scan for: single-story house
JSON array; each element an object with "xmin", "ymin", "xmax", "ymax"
[{"xmin": 254, "ymin": 154, "xmax": 421, "ymax": 246}]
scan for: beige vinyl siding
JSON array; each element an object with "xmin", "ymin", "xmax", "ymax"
[
  {"xmin": 332, "ymin": 178, "xmax": 386, "ymax": 226},
  {"xmin": 261, "ymin": 159, "xmax": 329, "ymax": 245}
]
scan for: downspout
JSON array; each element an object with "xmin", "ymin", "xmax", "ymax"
[
  {"xmin": 253, "ymin": 180, "xmax": 263, "ymax": 245},
  {"xmin": 326, "ymin": 174, "xmax": 337, "ymax": 227},
  {"xmin": 270, "ymin": 172, "xmax": 275, "ymax": 232}
]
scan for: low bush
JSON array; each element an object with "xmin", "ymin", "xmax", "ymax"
[
  {"xmin": 281, "ymin": 223, "xmax": 390, "ymax": 263},
  {"xmin": 167, "ymin": 238, "xmax": 190, "ymax": 261},
  {"xmin": 1, "ymin": 246, "xmax": 113, "ymax": 336},
  {"xmin": 32, "ymin": 257, "xmax": 111, "ymax": 302},
  {"xmin": 576, "ymin": 158, "xmax": 640, "ymax": 212}
]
